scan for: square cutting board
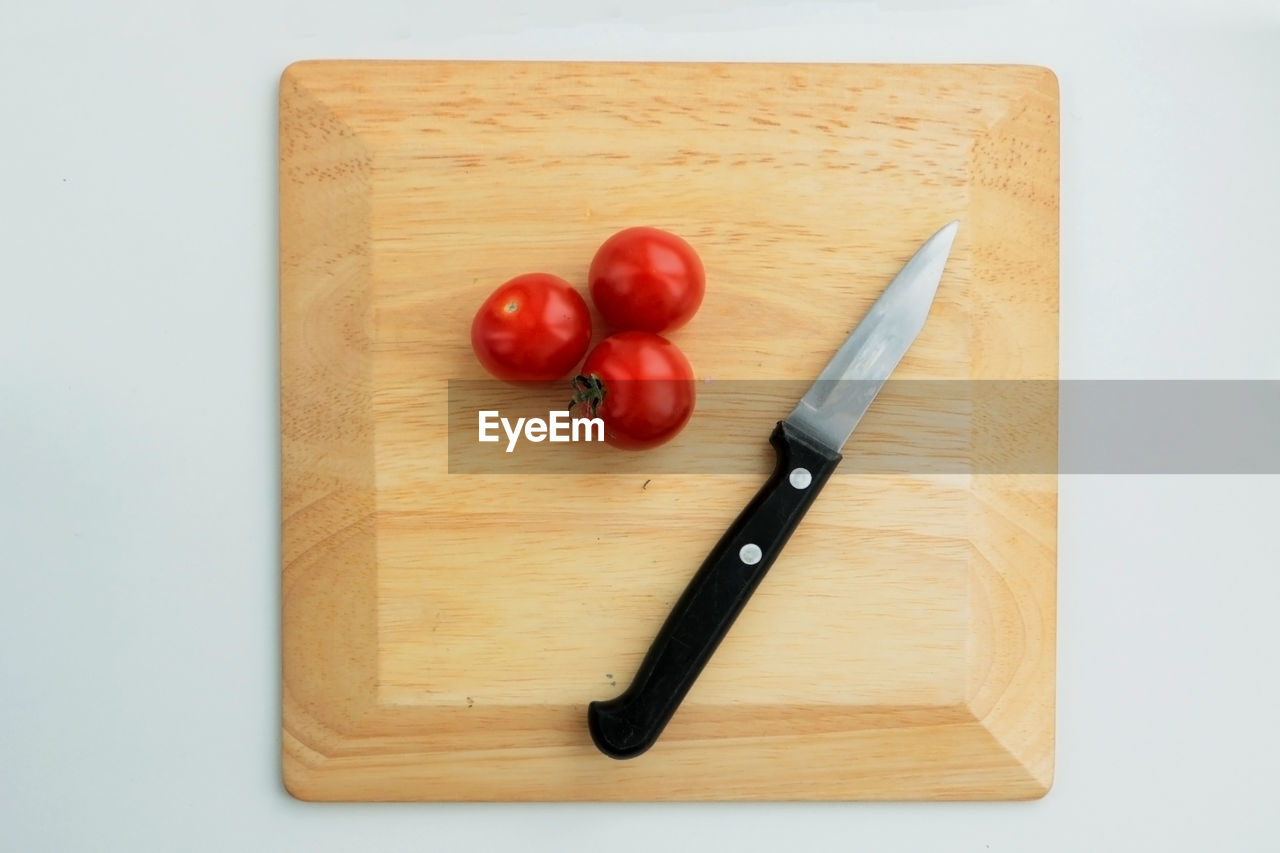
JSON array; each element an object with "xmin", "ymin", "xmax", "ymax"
[{"xmin": 280, "ymin": 61, "xmax": 1058, "ymax": 800}]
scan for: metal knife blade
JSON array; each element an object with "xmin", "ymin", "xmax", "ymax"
[
  {"xmin": 587, "ymin": 223, "xmax": 960, "ymax": 760},
  {"xmin": 787, "ymin": 219, "xmax": 958, "ymax": 452}
]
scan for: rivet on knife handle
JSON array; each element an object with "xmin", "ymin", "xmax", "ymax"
[{"xmin": 587, "ymin": 420, "xmax": 841, "ymax": 759}]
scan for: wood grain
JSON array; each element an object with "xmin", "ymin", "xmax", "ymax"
[{"xmin": 280, "ymin": 61, "xmax": 1059, "ymax": 800}]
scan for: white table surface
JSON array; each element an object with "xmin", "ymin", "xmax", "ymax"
[{"xmin": 2, "ymin": 0, "xmax": 1278, "ymax": 849}]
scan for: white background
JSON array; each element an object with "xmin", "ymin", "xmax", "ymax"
[{"xmin": 2, "ymin": 0, "xmax": 1278, "ymax": 850}]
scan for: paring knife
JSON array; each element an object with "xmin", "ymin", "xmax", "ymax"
[{"xmin": 587, "ymin": 221, "xmax": 960, "ymax": 759}]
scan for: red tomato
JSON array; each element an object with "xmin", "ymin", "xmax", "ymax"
[
  {"xmin": 471, "ymin": 273, "xmax": 592, "ymax": 383},
  {"xmin": 570, "ymin": 332, "xmax": 695, "ymax": 450},
  {"xmin": 589, "ymin": 227, "xmax": 705, "ymax": 333}
]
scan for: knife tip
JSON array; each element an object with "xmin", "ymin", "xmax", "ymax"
[{"xmin": 931, "ymin": 220, "xmax": 960, "ymax": 253}]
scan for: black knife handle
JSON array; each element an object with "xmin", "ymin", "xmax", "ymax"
[{"xmin": 588, "ymin": 420, "xmax": 842, "ymax": 759}]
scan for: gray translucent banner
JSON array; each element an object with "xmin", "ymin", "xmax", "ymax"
[{"xmin": 446, "ymin": 380, "xmax": 1279, "ymax": 474}]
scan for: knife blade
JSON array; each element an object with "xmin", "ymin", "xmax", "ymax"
[{"xmin": 587, "ymin": 221, "xmax": 960, "ymax": 759}]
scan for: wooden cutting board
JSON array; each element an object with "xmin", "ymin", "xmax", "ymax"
[{"xmin": 280, "ymin": 61, "xmax": 1059, "ymax": 801}]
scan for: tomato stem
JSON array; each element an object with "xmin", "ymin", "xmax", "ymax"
[{"xmin": 568, "ymin": 373, "xmax": 606, "ymax": 418}]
